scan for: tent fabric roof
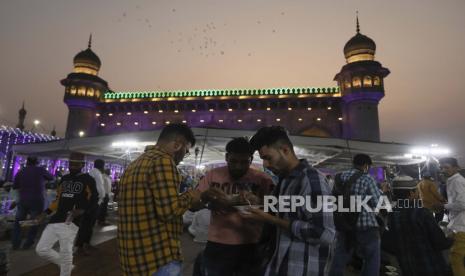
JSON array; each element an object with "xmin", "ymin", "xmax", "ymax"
[{"xmin": 11, "ymin": 128, "xmax": 424, "ymax": 171}]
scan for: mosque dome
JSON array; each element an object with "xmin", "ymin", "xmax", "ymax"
[
  {"xmin": 73, "ymin": 34, "xmax": 101, "ymax": 75},
  {"xmin": 343, "ymin": 17, "xmax": 376, "ymax": 63}
]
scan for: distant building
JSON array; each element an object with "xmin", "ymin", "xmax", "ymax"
[
  {"xmin": 0, "ymin": 125, "xmax": 59, "ymax": 179},
  {"xmin": 62, "ymin": 18, "xmax": 389, "ymax": 141}
]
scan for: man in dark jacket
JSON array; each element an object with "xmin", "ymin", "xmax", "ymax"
[
  {"xmin": 35, "ymin": 152, "xmax": 96, "ymax": 276},
  {"xmin": 382, "ymin": 187, "xmax": 452, "ymax": 276},
  {"xmin": 12, "ymin": 156, "xmax": 53, "ymax": 249}
]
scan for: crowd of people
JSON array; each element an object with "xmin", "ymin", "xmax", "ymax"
[
  {"xmin": 6, "ymin": 154, "xmax": 113, "ymax": 275},
  {"xmin": 115, "ymin": 123, "xmax": 465, "ymax": 276},
  {"xmin": 2, "ymin": 123, "xmax": 465, "ymax": 276}
]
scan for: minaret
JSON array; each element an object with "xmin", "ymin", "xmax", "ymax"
[
  {"xmin": 334, "ymin": 14, "xmax": 390, "ymax": 141},
  {"xmin": 61, "ymin": 34, "xmax": 108, "ymax": 138},
  {"xmin": 16, "ymin": 101, "xmax": 27, "ymax": 130}
]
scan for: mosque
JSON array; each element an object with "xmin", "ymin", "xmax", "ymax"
[{"xmin": 61, "ymin": 18, "xmax": 390, "ymax": 142}]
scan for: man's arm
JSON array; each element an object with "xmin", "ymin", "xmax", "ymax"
[
  {"xmin": 150, "ymin": 157, "xmax": 194, "ymax": 222},
  {"xmin": 73, "ymin": 176, "xmax": 93, "ymax": 215},
  {"xmin": 287, "ymin": 172, "xmax": 335, "ymax": 245},
  {"xmin": 242, "ymin": 172, "xmax": 335, "ymax": 246},
  {"xmin": 365, "ymin": 176, "xmax": 383, "ymax": 208}
]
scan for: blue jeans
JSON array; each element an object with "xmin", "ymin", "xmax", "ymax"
[
  {"xmin": 329, "ymin": 228, "xmax": 381, "ymax": 276},
  {"xmin": 12, "ymin": 200, "xmax": 44, "ymax": 249},
  {"xmin": 152, "ymin": 261, "xmax": 182, "ymax": 276}
]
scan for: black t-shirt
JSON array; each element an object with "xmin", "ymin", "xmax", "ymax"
[{"xmin": 46, "ymin": 172, "xmax": 97, "ymax": 226}]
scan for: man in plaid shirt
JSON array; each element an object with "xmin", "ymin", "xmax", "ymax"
[
  {"xmin": 329, "ymin": 154, "xmax": 384, "ymax": 276},
  {"xmin": 117, "ymin": 124, "xmax": 203, "ymax": 276},
  {"xmin": 244, "ymin": 126, "xmax": 335, "ymax": 276}
]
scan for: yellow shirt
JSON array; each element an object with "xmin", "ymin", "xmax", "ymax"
[
  {"xmin": 417, "ymin": 179, "xmax": 444, "ymax": 211},
  {"xmin": 117, "ymin": 146, "xmax": 192, "ymax": 275}
]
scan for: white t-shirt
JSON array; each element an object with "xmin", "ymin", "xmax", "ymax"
[
  {"xmin": 89, "ymin": 168, "xmax": 105, "ymax": 204},
  {"xmin": 445, "ymin": 173, "xmax": 465, "ymax": 233}
]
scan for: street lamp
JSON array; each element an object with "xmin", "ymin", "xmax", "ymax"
[
  {"xmin": 78, "ymin": 131, "xmax": 85, "ymax": 137},
  {"xmin": 31, "ymin": 119, "xmax": 41, "ymax": 132}
]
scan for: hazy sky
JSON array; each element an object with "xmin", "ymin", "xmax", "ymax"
[{"xmin": 1, "ymin": 0, "xmax": 464, "ymax": 161}]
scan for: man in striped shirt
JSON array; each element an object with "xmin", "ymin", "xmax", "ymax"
[{"xmin": 244, "ymin": 126, "xmax": 335, "ymax": 276}]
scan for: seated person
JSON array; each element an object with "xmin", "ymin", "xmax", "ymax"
[{"xmin": 382, "ymin": 187, "xmax": 452, "ymax": 276}]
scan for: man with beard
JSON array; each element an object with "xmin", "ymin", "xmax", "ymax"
[
  {"xmin": 117, "ymin": 124, "xmax": 203, "ymax": 276},
  {"xmin": 243, "ymin": 126, "xmax": 335, "ymax": 276},
  {"xmin": 196, "ymin": 137, "xmax": 274, "ymax": 276}
]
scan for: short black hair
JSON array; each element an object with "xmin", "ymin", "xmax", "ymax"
[
  {"xmin": 158, "ymin": 123, "xmax": 196, "ymax": 146},
  {"xmin": 250, "ymin": 126, "xmax": 293, "ymax": 151},
  {"xmin": 353, "ymin": 154, "xmax": 373, "ymax": 167},
  {"xmin": 26, "ymin": 156, "xmax": 38, "ymax": 166},
  {"xmin": 94, "ymin": 159, "xmax": 105, "ymax": 170},
  {"xmin": 226, "ymin": 137, "xmax": 254, "ymax": 156},
  {"xmin": 439, "ymin": 157, "xmax": 459, "ymax": 168}
]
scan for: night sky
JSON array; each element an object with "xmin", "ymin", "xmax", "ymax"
[{"xmin": 1, "ymin": 0, "xmax": 464, "ymax": 162}]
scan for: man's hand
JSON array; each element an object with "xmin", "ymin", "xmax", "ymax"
[
  {"xmin": 380, "ymin": 182, "xmax": 390, "ymax": 193},
  {"xmin": 239, "ymin": 191, "xmax": 260, "ymax": 205},
  {"xmin": 188, "ymin": 190, "xmax": 204, "ymax": 210},
  {"xmin": 201, "ymin": 188, "xmax": 236, "ymax": 214}
]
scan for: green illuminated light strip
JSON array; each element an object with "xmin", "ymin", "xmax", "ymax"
[{"xmin": 103, "ymin": 87, "xmax": 339, "ymax": 100}]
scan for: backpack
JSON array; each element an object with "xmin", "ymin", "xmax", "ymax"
[{"xmin": 332, "ymin": 171, "xmax": 363, "ymax": 233}]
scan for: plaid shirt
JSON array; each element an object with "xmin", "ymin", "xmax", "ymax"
[
  {"xmin": 340, "ymin": 168, "xmax": 382, "ymax": 229},
  {"xmin": 117, "ymin": 146, "xmax": 193, "ymax": 275},
  {"xmin": 266, "ymin": 159, "xmax": 335, "ymax": 276}
]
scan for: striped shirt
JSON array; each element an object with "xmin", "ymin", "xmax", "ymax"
[
  {"xmin": 266, "ymin": 159, "xmax": 335, "ymax": 276},
  {"xmin": 340, "ymin": 168, "xmax": 382, "ymax": 229},
  {"xmin": 117, "ymin": 145, "xmax": 193, "ymax": 275}
]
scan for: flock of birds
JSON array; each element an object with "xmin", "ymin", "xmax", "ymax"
[{"xmin": 114, "ymin": 5, "xmax": 287, "ymax": 59}]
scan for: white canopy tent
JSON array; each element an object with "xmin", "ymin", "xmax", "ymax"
[{"xmin": 11, "ymin": 128, "xmax": 425, "ymax": 172}]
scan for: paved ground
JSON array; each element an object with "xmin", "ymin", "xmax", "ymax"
[
  {"xmin": 1, "ymin": 218, "xmax": 204, "ymax": 275},
  {"xmin": 20, "ymin": 233, "xmax": 204, "ymax": 276},
  {"xmin": 1, "ymin": 207, "xmax": 399, "ymax": 276}
]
